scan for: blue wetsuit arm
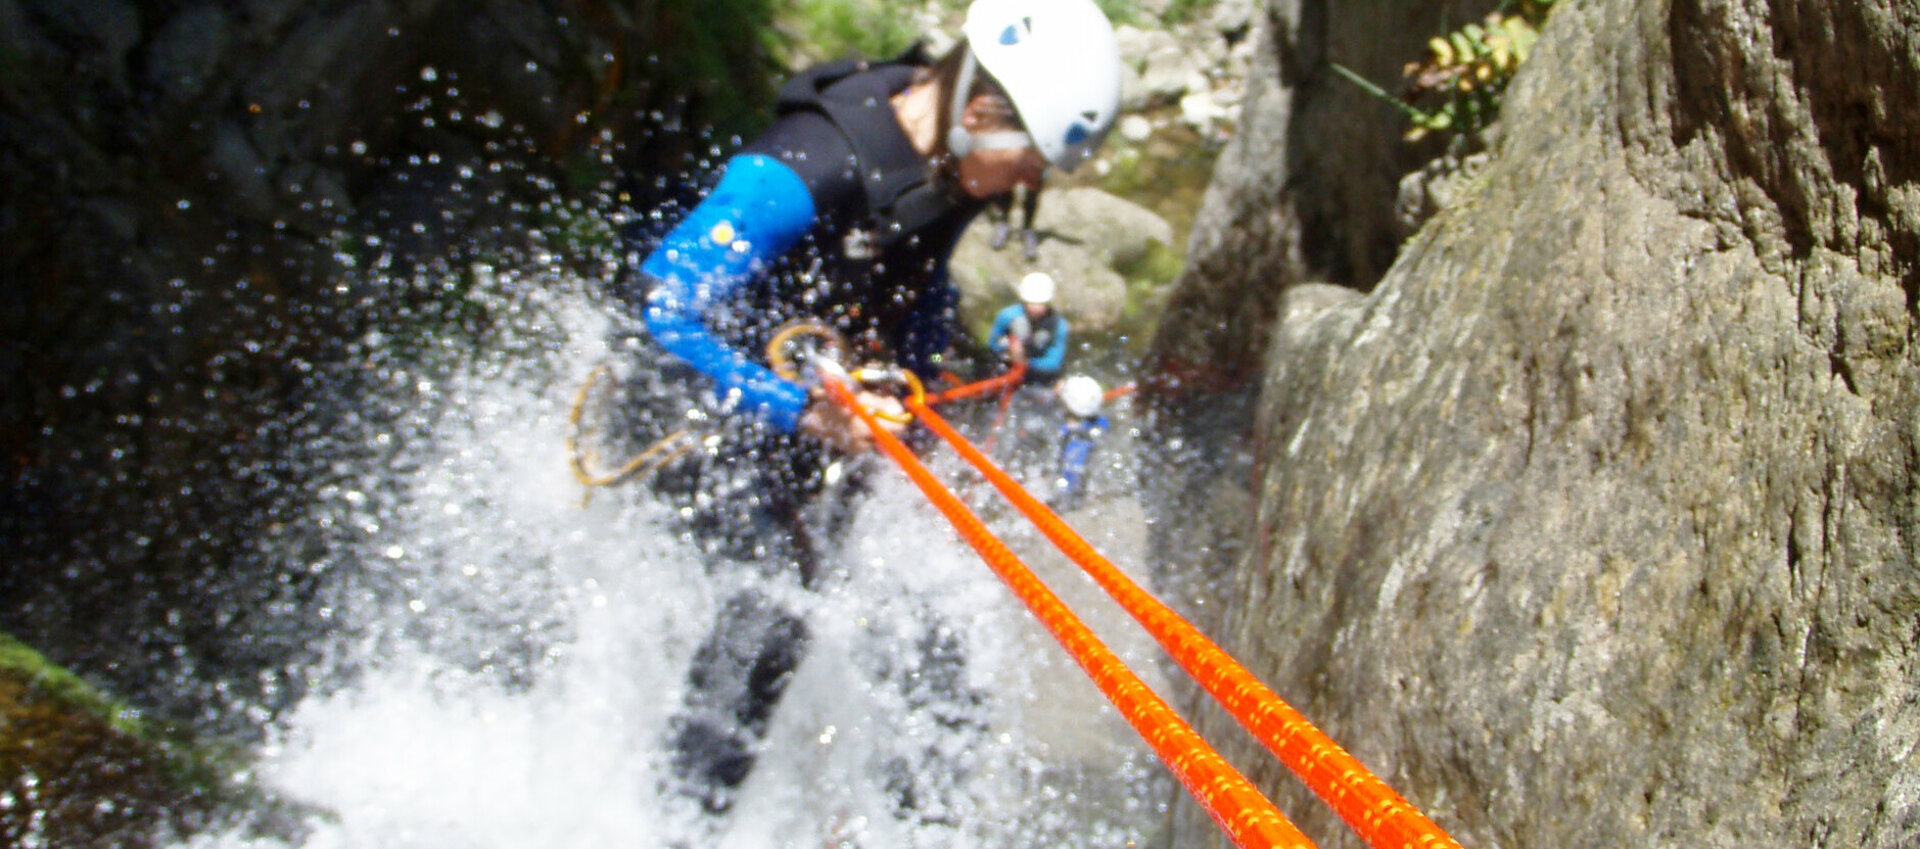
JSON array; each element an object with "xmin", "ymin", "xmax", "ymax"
[
  {"xmin": 987, "ymin": 304, "xmax": 1020, "ymax": 355},
  {"xmin": 1030, "ymin": 317, "xmax": 1069, "ymax": 374},
  {"xmin": 640, "ymin": 155, "xmax": 816, "ymax": 432}
]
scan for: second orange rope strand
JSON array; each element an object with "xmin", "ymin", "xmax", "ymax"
[{"xmin": 907, "ymin": 396, "xmax": 1462, "ymax": 849}]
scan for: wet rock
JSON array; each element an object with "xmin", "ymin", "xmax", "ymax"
[
  {"xmin": 948, "ymin": 187, "xmax": 1174, "ymax": 334},
  {"xmin": 1155, "ymin": 0, "xmax": 1920, "ymax": 847},
  {"xmin": 0, "ymin": 634, "xmax": 221, "ymax": 848},
  {"xmin": 207, "ymin": 120, "xmax": 279, "ymax": 221},
  {"xmin": 145, "ymin": 5, "xmax": 235, "ymax": 104},
  {"xmin": 1, "ymin": 0, "xmax": 783, "ymax": 751}
]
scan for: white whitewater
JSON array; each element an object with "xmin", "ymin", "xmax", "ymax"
[{"xmin": 177, "ymin": 273, "xmax": 1175, "ymax": 849}]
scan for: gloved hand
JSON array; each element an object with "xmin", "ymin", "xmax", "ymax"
[{"xmin": 798, "ymin": 390, "xmax": 907, "ymax": 455}]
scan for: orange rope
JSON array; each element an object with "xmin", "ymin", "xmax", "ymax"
[
  {"xmin": 924, "ymin": 361, "xmax": 1027, "ymax": 405},
  {"xmin": 821, "ymin": 377, "xmax": 1316, "ymax": 849},
  {"xmin": 905, "ymin": 396, "xmax": 1463, "ymax": 849}
]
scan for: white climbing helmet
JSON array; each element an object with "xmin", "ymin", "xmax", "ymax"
[
  {"xmin": 1060, "ymin": 375, "xmax": 1103, "ymax": 417},
  {"xmin": 960, "ymin": 0, "xmax": 1122, "ymax": 171},
  {"xmin": 1016, "ymin": 271, "xmax": 1056, "ymax": 304}
]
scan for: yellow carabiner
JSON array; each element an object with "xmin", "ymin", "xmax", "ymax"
[
  {"xmin": 765, "ymin": 321, "xmax": 848, "ymax": 383},
  {"xmin": 846, "ymin": 366, "xmax": 915, "ymax": 425},
  {"xmin": 766, "ymin": 322, "xmax": 920, "ymax": 424}
]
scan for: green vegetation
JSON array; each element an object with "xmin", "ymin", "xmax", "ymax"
[
  {"xmin": 1089, "ymin": 125, "xmax": 1215, "ymax": 245},
  {"xmin": 1, "ymin": 632, "xmax": 334, "ymax": 846},
  {"xmin": 1116, "ymin": 239, "xmax": 1185, "ymax": 291},
  {"xmin": 1, "ymin": 633, "xmax": 227, "ymax": 846},
  {"xmin": 1332, "ymin": 0, "xmax": 1557, "ymax": 145},
  {"xmin": 1115, "ymin": 239, "xmax": 1185, "ymax": 339},
  {"xmin": 0, "ymin": 632, "xmax": 145, "ymax": 735},
  {"xmin": 1161, "ymin": 0, "xmax": 1216, "ymax": 25},
  {"xmin": 777, "ymin": 0, "xmax": 934, "ymax": 66},
  {"xmin": 603, "ymin": 0, "xmax": 784, "ymax": 144},
  {"xmin": 1092, "ymin": 0, "xmax": 1141, "ymax": 26}
]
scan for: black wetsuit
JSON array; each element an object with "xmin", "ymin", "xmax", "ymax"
[{"xmin": 628, "ymin": 54, "xmax": 986, "ymax": 817}]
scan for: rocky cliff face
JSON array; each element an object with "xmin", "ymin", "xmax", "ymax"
[
  {"xmin": 1145, "ymin": 0, "xmax": 1500, "ymax": 390},
  {"xmin": 1136, "ymin": 0, "xmax": 1499, "ymax": 642},
  {"xmin": 1159, "ymin": 0, "xmax": 1919, "ymax": 846}
]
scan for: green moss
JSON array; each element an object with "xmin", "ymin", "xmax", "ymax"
[
  {"xmin": 1092, "ymin": 0, "xmax": 1141, "ymax": 26},
  {"xmin": 1161, "ymin": 0, "xmax": 1216, "ymax": 25},
  {"xmin": 0, "ymin": 633, "xmax": 325, "ymax": 847},
  {"xmin": 778, "ymin": 0, "xmax": 928, "ymax": 66},
  {"xmin": 1, "ymin": 634, "xmax": 223, "ymax": 846},
  {"xmin": 0, "ymin": 632, "xmax": 144, "ymax": 736},
  {"xmin": 1114, "ymin": 240, "xmax": 1185, "ymax": 340},
  {"xmin": 645, "ymin": 0, "xmax": 785, "ymax": 139},
  {"xmin": 1087, "ymin": 124, "xmax": 1216, "ymax": 244},
  {"xmin": 1116, "ymin": 239, "xmax": 1185, "ymax": 291}
]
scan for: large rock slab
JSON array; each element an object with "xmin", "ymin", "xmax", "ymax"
[
  {"xmin": 1169, "ymin": 0, "xmax": 1920, "ymax": 846},
  {"xmin": 948, "ymin": 187, "xmax": 1175, "ymax": 335},
  {"xmin": 1144, "ymin": 0, "xmax": 1505, "ymax": 395}
]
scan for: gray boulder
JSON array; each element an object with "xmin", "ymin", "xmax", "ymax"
[
  {"xmin": 1153, "ymin": 0, "xmax": 1920, "ymax": 847},
  {"xmin": 949, "ymin": 187, "xmax": 1175, "ymax": 334}
]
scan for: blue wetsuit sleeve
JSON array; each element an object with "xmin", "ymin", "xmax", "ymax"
[
  {"xmin": 1031, "ymin": 317, "xmax": 1069, "ymax": 373},
  {"xmin": 640, "ymin": 154, "xmax": 816, "ymax": 432},
  {"xmin": 987, "ymin": 305, "xmax": 1018, "ymax": 354}
]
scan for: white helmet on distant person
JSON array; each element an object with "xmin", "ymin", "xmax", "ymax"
[
  {"xmin": 1016, "ymin": 271, "xmax": 1056, "ymax": 305},
  {"xmin": 1060, "ymin": 375, "xmax": 1103, "ymax": 417},
  {"xmin": 958, "ymin": 0, "xmax": 1122, "ymax": 171}
]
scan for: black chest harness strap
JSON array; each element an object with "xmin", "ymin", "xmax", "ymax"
[{"xmin": 775, "ymin": 54, "xmax": 956, "ymax": 246}]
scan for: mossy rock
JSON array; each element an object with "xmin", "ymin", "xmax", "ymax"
[{"xmin": 0, "ymin": 633, "xmax": 318, "ymax": 848}]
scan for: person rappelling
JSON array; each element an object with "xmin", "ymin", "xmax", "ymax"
[
  {"xmin": 986, "ymin": 271, "xmax": 1070, "ymax": 389},
  {"xmin": 616, "ymin": 0, "xmax": 1123, "ymax": 827},
  {"xmin": 1050, "ymin": 375, "xmax": 1109, "ymax": 511}
]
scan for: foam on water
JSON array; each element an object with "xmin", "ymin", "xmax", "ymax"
[{"xmin": 173, "ymin": 276, "xmax": 1171, "ymax": 849}]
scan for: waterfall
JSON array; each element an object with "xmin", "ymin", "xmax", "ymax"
[{"xmin": 171, "ymin": 265, "xmax": 1173, "ymax": 849}]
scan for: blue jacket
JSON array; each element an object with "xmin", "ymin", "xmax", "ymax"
[
  {"xmin": 987, "ymin": 304, "xmax": 1069, "ymax": 377},
  {"xmin": 1055, "ymin": 413, "xmax": 1108, "ymax": 504},
  {"xmin": 638, "ymin": 60, "xmax": 981, "ymax": 432}
]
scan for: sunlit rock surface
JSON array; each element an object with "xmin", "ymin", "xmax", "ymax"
[{"xmin": 1156, "ymin": 0, "xmax": 1920, "ymax": 846}]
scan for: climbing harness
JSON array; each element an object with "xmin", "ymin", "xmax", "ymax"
[
  {"xmin": 766, "ymin": 320, "xmax": 916, "ymax": 425},
  {"xmin": 819, "ymin": 367, "xmax": 1465, "ymax": 849},
  {"xmin": 565, "ymin": 321, "xmax": 971, "ymax": 500}
]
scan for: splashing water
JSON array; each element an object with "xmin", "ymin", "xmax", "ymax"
[{"xmin": 172, "ymin": 261, "xmax": 1175, "ymax": 849}]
